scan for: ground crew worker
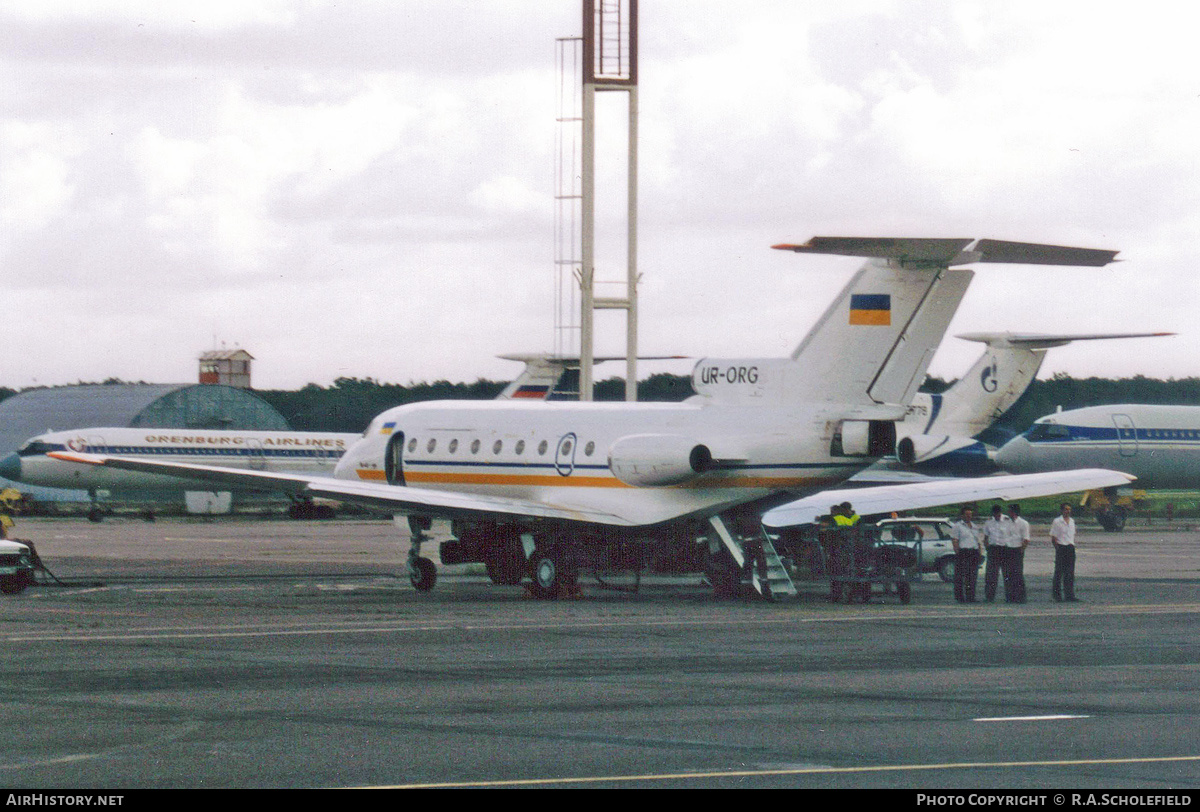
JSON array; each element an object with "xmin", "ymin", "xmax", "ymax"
[
  {"xmin": 949, "ymin": 505, "xmax": 983, "ymax": 603},
  {"xmin": 982, "ymin": 503, "xmax": 1014, "ymax": 602},
  {"xmin": 1007, "ymin": 503, "xmax": 1030, "ymax": 603},
  {"xmin": 832, "ymin": 502, "xmax": 860, "ymax": 526},
  {"xmin": 1050, "ymin": 502, "xmax": 1080, "ymax": 602}
]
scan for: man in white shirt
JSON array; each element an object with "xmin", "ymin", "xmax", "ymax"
[
  {"xmin": 1008, "ymin": 503, "xmax": 1031, "ymax": 603},
  {"xmin": 949, "ymin": 505, "xmax": 984, "ymax": 603},
  {"xmin": 982, "ymin": 504, "xmax": 1014, "ymax": 602},
  {"xmin": 1049, "ymin": 502, "xmax": 1079, "ymax": 602}
]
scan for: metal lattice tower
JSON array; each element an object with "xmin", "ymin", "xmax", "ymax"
[{"xmin": 554, "ymin": 0, "xmax": 639, "ymax": 401}]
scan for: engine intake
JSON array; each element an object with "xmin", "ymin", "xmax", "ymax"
[
  {"xmin": 608, "ymin": 434, "xmax": 715, "ymax": 487},
  {"xmin": 897, "ymin": 434, "xmax": 995, "ymax": 475}
]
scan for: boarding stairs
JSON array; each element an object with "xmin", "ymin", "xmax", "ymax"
[{"xmin": 708, "ymin": 516, "xmax": 797, "ymax": 601}]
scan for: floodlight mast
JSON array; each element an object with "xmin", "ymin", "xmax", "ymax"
[{"xmin": 579, "ymin": 0, "xmax": 638, "ymax": 401}]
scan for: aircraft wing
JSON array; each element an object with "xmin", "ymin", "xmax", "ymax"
[
  {"xmin": 46, "ymin": 452, "xmax": 639, "ymax": 526},
  {"xmin": 761, "ymin": 469, "xmax": 1135, "ymax": 529}
]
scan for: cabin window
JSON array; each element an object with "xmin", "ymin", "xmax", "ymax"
[
  {"xmin": 515, "ymin": 440, "xmax": 525, "ymax": 455},
  {"xmin": 426, "ymin": 439, "xmax": 437, "ymax": 453},
  {"xmin": 493, "ymin": 440, "xmax": 503, "ymax": 455},
  {"xmin": 448, "ymin": 439, "xmax": 458, "ymax": 453},
  {"xmin": 538, "ymin": 440, "xmax": 548, "ymax": 455},
  {"xmin": 407, "ymin": 438, "xmax": 418, "ymax": 453},
  {"xmin": 471, "ymin": 439, "xmax": 481, "ymax": 454},
  {"xmin": 585, "ymin": 441, "xmax": 595, "ymax": 456}
]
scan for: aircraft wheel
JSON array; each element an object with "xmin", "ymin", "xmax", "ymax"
[
  {"xmin": 897, "ymin": 581, "xmax": 912, "ymax": 605},
  {"xmin": 1, "ymin": 576, "xmax": 29, "ymax": 595},
  {"xmin": 527, "ymin": 548, "xmax": 575, "ymax": 600},
  {"xmin": 1109, "ymin": 507, "xmax": 1127, "ymax": 532},
  {"xmin": 408, "ymin": 556, "xmax": 437, "ymax": 592},
  {"xmin": 937, "ymin": 557, "xmax": 955, "ymax": 583}
]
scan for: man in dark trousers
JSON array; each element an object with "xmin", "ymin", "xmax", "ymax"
[
  {"xmin": 1049, "ymin": 502, "xmax": 1080, "ymax": 602},
  {"xmin": 1007, "ymin": 503, "xmax": 1030, "ymax": 603},
  {"xmin": 949, "ymin": 505, "xmax": 983, "ymax": 603}
]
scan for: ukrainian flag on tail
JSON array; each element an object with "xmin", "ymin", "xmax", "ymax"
[{"xmin": 849, "ymin": 294, "xmax": 891, "ymax": 326}]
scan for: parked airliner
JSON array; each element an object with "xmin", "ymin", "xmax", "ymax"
[
  {"xmin": 882, "ymin": 331, "xmax": 1171, "ymax": 477},
  {"xmin": 0, "ymin": 355, "xmax": 583, "ymax": 516},
  {"xmin": 996, "ymin": 404, "xmax": 1200, "ymax": 529},
  {"xmin": 47, "ymin": 237, "xmax": 1133, "ymax": 599}
]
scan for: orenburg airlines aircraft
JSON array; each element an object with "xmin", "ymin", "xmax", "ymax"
[
  {"xmin": 881, "ymin": 331, "xmax": 1172, "ymax": 476},
  {"xmin": 0, "ymin": 355, "xmax": 583, "ymax": 515},
  {"xmin": 996, "ymin": 404, "xmax": 1200, "ymax": 529},
  {"xmin": 1, "ymin": 427, "xmax": 359, "ymax": 517},
  {"xmin": 45, "ymin": 238, "xmax": 1133, "ymax": 598}
]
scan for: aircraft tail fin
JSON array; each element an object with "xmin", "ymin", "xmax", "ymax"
[
  {"xmin": 931, "ymin": 331, "xmax": 1174, "ymax": 437},
  {"xmin": 773, "ymin": 238, "xmax": 1119, "ymax": 407},
  {"xmin": 496, "ymin": 355, "xmax": 571, "ymax": 400}
]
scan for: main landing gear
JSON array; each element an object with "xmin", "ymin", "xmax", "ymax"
[
  {"xmin": 405, "ymin": 515, "xmax": 437, "ymax": 593},
  {"xmin": 400, "ymin": 518, "xmax": 585, "ymax": 600}
]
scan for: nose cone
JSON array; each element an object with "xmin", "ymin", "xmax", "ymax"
[
  {"xmin": 0, "ymin": 452, "xmax": 21, "ymax": 482},
  {"xmin": 994, "ymin": 437, "xmax": 1031, "ymax": 473}
]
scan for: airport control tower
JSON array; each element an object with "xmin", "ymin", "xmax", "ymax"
[{"xmin": 556, "ymin": 0, "xmax": 639, "ymax": 401}]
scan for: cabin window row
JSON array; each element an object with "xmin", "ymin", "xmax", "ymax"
[{"xmin": 406, "ymin": 437, "xmax": 597, "ymax": 458}]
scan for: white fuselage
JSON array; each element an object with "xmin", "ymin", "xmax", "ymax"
[
  {"xmin": 10, "ymin": 427, "xmax": 358, "ymax": 494},
  {"xmin": 996, "ymin": 404, "xmax": 1200, "ymax": 489},
  {"xmin": 338, "ymin": 399, "xmax": 873, "ymax": 526}
]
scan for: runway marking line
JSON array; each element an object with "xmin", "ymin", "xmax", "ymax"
[
  {"xmin": 361, "ymin": 754, "xmax": 1200, "ymax": 789},
  {"xmin": 7, "ymin": 602, "xmax": 1200, "ymax": 643},
  {"xmin": 973, "ymin": 714, "xmax": 1090, "ymax": 722}
]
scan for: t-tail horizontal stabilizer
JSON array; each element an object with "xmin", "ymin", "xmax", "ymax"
[
  {"xmin": 773, "ymin": 237, "xmax": 1119, "ymax": 267},
  {"xmin": 774, "ymin": 237, "xmax": 1119, "ymax": 408}
]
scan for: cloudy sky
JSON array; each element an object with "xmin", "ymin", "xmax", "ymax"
[{"xmin": 2, "ymin": 0, "xmax": 1196, "ymax": 391}]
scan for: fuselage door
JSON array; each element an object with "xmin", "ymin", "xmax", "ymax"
[
  {"xmin": 385, "ymin": 432, "xmax": 406, "ymax": 486},
  {"xmin": 1112, "ymin": 414, "xmax": 1137, "ymax": 458},
  {"xmin": 555, "ymin": 432, "xmax": 577, "ymax": 477},
  {"xmin": 246, "ymin": 438, "xmax": 267, "ymax": 470}
]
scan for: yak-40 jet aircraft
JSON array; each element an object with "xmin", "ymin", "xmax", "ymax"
[{"xmin": 49, "ymin": 237, "xmax": 1133, "ymax": 599}]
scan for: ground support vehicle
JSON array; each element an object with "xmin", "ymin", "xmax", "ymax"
[
  {"xmin": 875, "ymin": 517, "xmax": 959, "ymax": 582},
  {"xmin": 0, "ymin": 539, "xmax": 36, "ymax": 594},
  {"xmin": 773, "ymin": 525, "xmax": 921, "ymax": 604}
]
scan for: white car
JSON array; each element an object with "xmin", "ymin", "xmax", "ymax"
[
  {"xmin": 875, "ymin": 518, "xmax": 965, "ymax": 582},
  {"xmin": 0, "ymin": 539, "xmax": 35, "ymax": 594}
]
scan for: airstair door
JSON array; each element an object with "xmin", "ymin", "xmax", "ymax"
[
  {"xmin": 1112, "ymin": 414, "xmax": 1137, "ymax": 458},
  {"xmin": 385, "ymin": 432, "xmax": 406, "ymax": 486}
]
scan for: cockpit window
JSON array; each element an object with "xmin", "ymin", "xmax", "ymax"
[
  {"xmin": 1026, "ymin": 423, "xmax": 1071, "ymax": 441},
  {"xmin": 18, "ymin": 440, "xmax": 66, "ymax": 457}
]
